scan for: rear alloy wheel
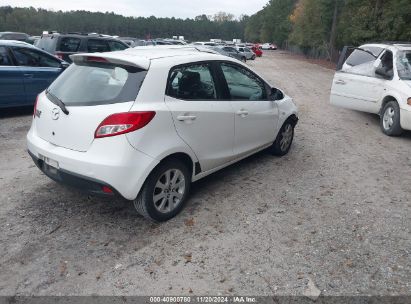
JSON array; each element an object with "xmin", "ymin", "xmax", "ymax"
[
  {"xmin": 380, "ymin": 101, "xmax": 403, "ymax": 136},
  {"xmin": 134, "ymin": 159, "xmax": 191, "ymax": 222},
  {"xmin": 270, "ymin": 120, "xmax": 295, "ymax": 156}
]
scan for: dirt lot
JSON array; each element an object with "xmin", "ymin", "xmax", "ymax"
[{"xmin": 0, "ymin": 51, "xmax": 410, "ymax": 297}]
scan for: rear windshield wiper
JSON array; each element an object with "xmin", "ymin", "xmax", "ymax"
[{"xmin": 45, "ymin": 90, "xmax": 69, "ymax": 115}]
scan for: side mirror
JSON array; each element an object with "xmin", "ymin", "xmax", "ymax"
[
  {"xmin": 60, "ymin": 61, "xmax": 70, "ymax": 69},
  {"xmin": 270, "ymin": 87, "xmax": 284, "ymax": 101}
]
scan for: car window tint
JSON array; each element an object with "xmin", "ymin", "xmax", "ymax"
[
  {"xmin": 221, "ymin": 63, "xmax": 266, "ymax": 101},
  {"xmin": 12, "ymin": 47, "xmax": 61, "ymax": 67},
  {"xmin": 108, "ymin": 41, "xmax": 128, "ymax": 51},
  {"xmin": 87, "ymin": 39, "xmax": 110, "ymax": 52},
  {"xmin": 167, "ymin": 64, "xmax": 217, "ymax": 100},
  {"xmin": 60, "ymin": 37, "xmax": 81, "ymax": 52},
  {"xmin": 0, "ymin": 47, "xmax": 13, "ymax": 66},
  {"xmin": 47, "ymin": 63, "xmax": 146, "ymax": 106}
]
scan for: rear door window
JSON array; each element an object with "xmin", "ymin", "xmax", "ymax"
[
  {"xmin": 0, "ymin": 47, "xmax": 13, "ymax": 66},
  {"xmin": 167, "ymin": 63, "xmax": 217, "ymax": 100},
  {"xmin": 60, "ymin": 37, "xmax": 81, "ymax": 52},
  {"xmin": 87, "ymin": 39, "xmax": 110, "ymax": 52},
  {"xmin": 47, "ymin": 62, "xmax": 147, "ymax": 106},
  {"xmin": 108, "ymin": 40, "xmax": 128, "ymax": 51},
  {"xmin": 11, "ymin": 47, "xmax": 61, "ymax": 67}
]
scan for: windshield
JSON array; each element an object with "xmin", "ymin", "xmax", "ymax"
[
  {"xmin": 47, "ymin": 62, "xmax": 147, "ymax": 106},
  {"xmin": 396, "ymin": 51, "xmax": 411, "ymax": 80}
]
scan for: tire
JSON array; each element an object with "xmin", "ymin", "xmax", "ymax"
[
  {"xmin": 380, "ymin": 101, "xmax": 403, "ymax": 136},
  {"xmin": 270, "ymin": 120, "xmax": 295, "ymax": 156},
  {"xmin": 251, "ymin": 55, "xmax": 256, "ymax": 60},
  {"xmin": 134, "ymin": 159, "xmax": 191, "ymax": 222},
  {"xmin": 241, "ymin": 57, "xmax": 246, "ymax": 63}
]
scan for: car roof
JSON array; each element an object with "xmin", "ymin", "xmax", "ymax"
[
  {"xmin": 361, "ymin": 42, "xmax": 411, "ymax": 51},
  {"xmin": 0, "ymin": 39, "xmax": 35, "ymax": 47},
  {"xmin": 70, "ymin": 46, "xmax": 237, "ymax": 70}
]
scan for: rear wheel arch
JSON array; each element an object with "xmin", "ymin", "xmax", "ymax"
[{"xmin": 158, "ymin": 152, "xmax": 194, "ymax": 179}]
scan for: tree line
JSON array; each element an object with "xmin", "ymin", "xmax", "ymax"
[
  {"xmin": 0, "ymin": 6, "xmax": 247, "ymax": 41},
  {"xmin": 245, "ymin": 0, "xmax": 411, "ymax": 60}
]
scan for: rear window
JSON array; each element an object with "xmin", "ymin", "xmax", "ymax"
[
  {"xmin": 36, "ymin": 36, "xmax": 57, "ymax": 53},
  {"xmin": 47, "ymin": 62, "xmax": 147, "ymax": 106},
  {"xmin": 59, "ymin": 37, "xmax": 81, "ymax": 52}
]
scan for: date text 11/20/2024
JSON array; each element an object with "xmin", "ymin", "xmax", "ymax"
[{"xmin": 149, "ymin": 297, "xmax": 257, "ymax": 303}]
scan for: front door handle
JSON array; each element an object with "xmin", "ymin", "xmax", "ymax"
[
  {"xmin": 23, "ymin": 73, "xmax": 34, "ymax": 78},
  {"xmin": 177, "ymin": 114, "xmax": 197, "ymax": 121},
  {"xmin": 335, "ymin": 79, "xmax": 346, "ymax": 85},
  {"xmin": 237, "ymin": 109, "xmax": 249, "ymax": 117}
]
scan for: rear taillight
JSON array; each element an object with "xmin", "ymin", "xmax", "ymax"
[
  {"xmin": 55, "ymin": 52, "xmax": 64, "ymax": 60},
  {"xmin": 33, "ymin": 95, "xmax": 39, "ymax": 118},
  {"xmin": 95, "ymin": 111, "xmax": 156, "ymax": 138}
]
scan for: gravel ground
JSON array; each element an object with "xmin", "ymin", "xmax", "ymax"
[{"xmin": 0, "ymin": 51, "xmax": 410, "ymax": 297}]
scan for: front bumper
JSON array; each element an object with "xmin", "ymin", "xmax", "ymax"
[{"xmin": 400, "ymin": 108, "xmax": 411, "ymax": 131}]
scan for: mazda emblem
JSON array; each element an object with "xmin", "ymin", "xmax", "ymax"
[{"xmin": 51, "ymin": 108, "xmax": 60, "ymax": 120}]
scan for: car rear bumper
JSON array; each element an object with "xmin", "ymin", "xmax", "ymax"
[
  {"xmin": 28, "ymin": 150, "xmax": 120, "ymax": 197},
  {"xmin": 400, "ymin": 108, "xmax": 411, "ymax": 130},
  {"xmin": 27, "ymin": 125, "xmax": 159, "ymax": 200}
]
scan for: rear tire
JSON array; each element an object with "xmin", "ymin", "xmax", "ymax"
[
  {"xmin": 241, "ymin": 57, "xmax": 246, "ymax": 63},
  {"xmin": 270, "ymin": 120, "xmax": 295, "ymax": 156},
  {"xmin": 251, "ymin": 55, "xmax": 256, "ymax": 60},
  {"xmin": 134, "ymin": 159, "xmax": 191, "ymax": 222},
  {"xmin": 380, "ymin": 101, "xmax": 403, "ymax": 136}
]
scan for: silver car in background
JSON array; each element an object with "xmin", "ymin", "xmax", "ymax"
[{"xmin": 236, "ymin": 46, "xmax": 256, "ymax": 60}]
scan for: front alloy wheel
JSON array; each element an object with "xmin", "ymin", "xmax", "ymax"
[
  {"xmin": 380, "ymin": 101, "xmax": 403, "ymax": 136},
  {"xmin": 270, "ymin": 120, "xmax": 295, "ymax": 156}
]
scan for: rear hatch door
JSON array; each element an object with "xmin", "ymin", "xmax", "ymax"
[{"xmin": 34, "ymin": 55, "xmax": 149, "ymax": 152}]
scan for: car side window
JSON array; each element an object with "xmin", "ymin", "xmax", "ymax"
[
  {"xmin": 167, "ymin": 63, "xmax": 217, "ymax": 100},
  {"xmin": 11, "ymin": 47, "xmax": 61, "ymax": 68},
  {"xmin": 60, "ymin": 37, "xmax": 81, "ymax": 52},
  {"xmin": 0, "ymin": 47, "xmax": 13, "ymax": 66},
  {"xmin": 108, "ymin": 41, "xmax": 128, "ymax": 51},
  {"xmin": 87, "ymin": 39, "xmax": 110, "ymax": 52},
  {"xmin": 220, "ymin": 63, "xmax": 267, "ymax": 101}
]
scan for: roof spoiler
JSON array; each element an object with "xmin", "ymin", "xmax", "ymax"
[{"xmin": 70, "ymin": 53, "xmax": 150, "ymax": 70}]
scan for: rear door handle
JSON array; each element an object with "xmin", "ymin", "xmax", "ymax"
[
  {"xmin": 335, "ymin": 79, "xmax": 346, "ymax": 85},
  {"xmin": 237, "ymin": 109, "xmax": 249, "ymax": 117},
  {"xmin": 177, "ymin": 114, "xmax": 197, "ymax": 121},
  {"xmin": 24, "ymin": 73, "xmax": 34, "ymax": 78}
]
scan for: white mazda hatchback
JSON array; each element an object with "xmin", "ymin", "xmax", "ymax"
[{"xmin": 27, "ymin": 46, "xmax": 298, "ymax": 221}]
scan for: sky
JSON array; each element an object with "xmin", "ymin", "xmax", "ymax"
[{"xmin": 0, "ymin": 0, "xmax": 268, "ymax": 18}]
